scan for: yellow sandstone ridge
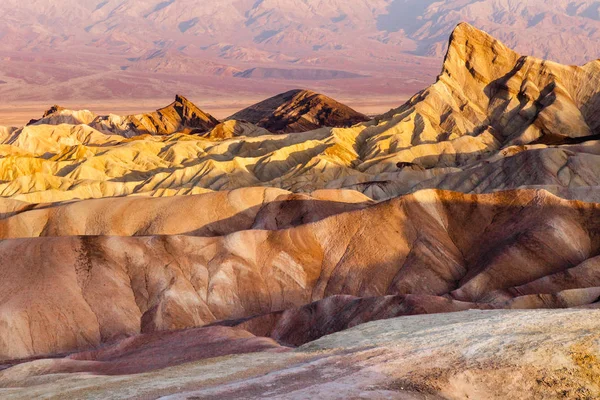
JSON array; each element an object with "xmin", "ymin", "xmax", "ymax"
[{"xmin": 2, "ymin": 24, "xmax": 600, "ymax": 203}]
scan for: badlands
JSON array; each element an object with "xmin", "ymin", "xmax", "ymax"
[{"xmin": 2, "ymin": 23, "xmax": 600, "ymax": 399}]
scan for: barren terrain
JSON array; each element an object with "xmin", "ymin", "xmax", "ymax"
[{"xmin": 1, "ymin": 22, "xmax": 600, "ymax": 399}]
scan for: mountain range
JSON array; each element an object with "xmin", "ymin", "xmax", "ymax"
[{"xmin": 3, "ymin": 0, "xmax": 600, "ymax": 107}]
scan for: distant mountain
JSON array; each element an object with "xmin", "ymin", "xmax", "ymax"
[
  {"xmin": 30, "ymin": 95, "xmax": 219, "ymax": 136},
  {"xmin": 28, "ymin": 90, "xmax": 369, "ymax": 136},
  {"xmin": 228, "ymin": 89, "xmax": 370, "ymax": 133},
  {"xmin": 89, "ymin": 94, "xmax": 220, "ymax": 136},
  {"xmin": 2, "ymin": 1, "xmax": 600, "ymax": 104}
]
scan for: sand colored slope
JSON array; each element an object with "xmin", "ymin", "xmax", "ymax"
[
  {"xmin": 0, "ymin": 122, "xmax": 368, "ymax": 202},
  {"xmin": 0, "ymin": 187, "xmax": 370, "ymax": 239},
  {"xmin": 2, "ymin": 189, "xmax": 600, "ymax": 360}
]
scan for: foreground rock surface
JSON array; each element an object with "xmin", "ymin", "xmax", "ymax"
[{"xmin": 2, "ymin": 310, "xmax": 599, "ymax": 400}]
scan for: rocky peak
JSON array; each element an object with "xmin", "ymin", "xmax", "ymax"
[
  {"xmin": 42, "ymin": 105, "xmax": 66, "ymax": 118},
  {"xmin": 162, "ymin": 94, "xmax": 220, "ymax": 128},
  {"xmin": 26, "ymin": 105, "xmax": 66, "ymax": 125},
  {"xmin": 227, "ymin": 89, "xmax": 370, "ymax": 133},
  {"xmin": 174, "ymin": 94, "xmax": 192, "ymax": 105},
  {"xmin": 440, "ymin": 23, "xmax": 521, "ymax": 84}
]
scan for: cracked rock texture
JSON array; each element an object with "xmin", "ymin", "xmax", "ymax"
[{"xmin": 2, "ymin": 310, "xmax": 600, "ymax": 400}]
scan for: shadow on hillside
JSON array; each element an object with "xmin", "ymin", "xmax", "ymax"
[
  {"xmin": 4, "ymin": 188, "xmax": 600, "ymax": 370},
  {"xmin": 183, "ymin": 197, "xmax": 370, "ymax": 237},
  {"xmin": 0, "ymin": 196, "xmax": 371, "ymax": 239},
  {"xmin": 206, "ymin": 190, "xmax": 600, "ymax": 348},
  {"xmin": 105, "ymin": 141, "xmax": 335, "ymax": 194}
]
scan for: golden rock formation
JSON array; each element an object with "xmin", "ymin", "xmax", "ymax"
[{"xmin": 3, "ymin": 25, "xmax": 600, "ymax": 203}]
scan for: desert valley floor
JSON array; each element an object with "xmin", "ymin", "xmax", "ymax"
[{"xmin": 2, "ymin": 23, "xmax": 600, "ymax": 399}]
